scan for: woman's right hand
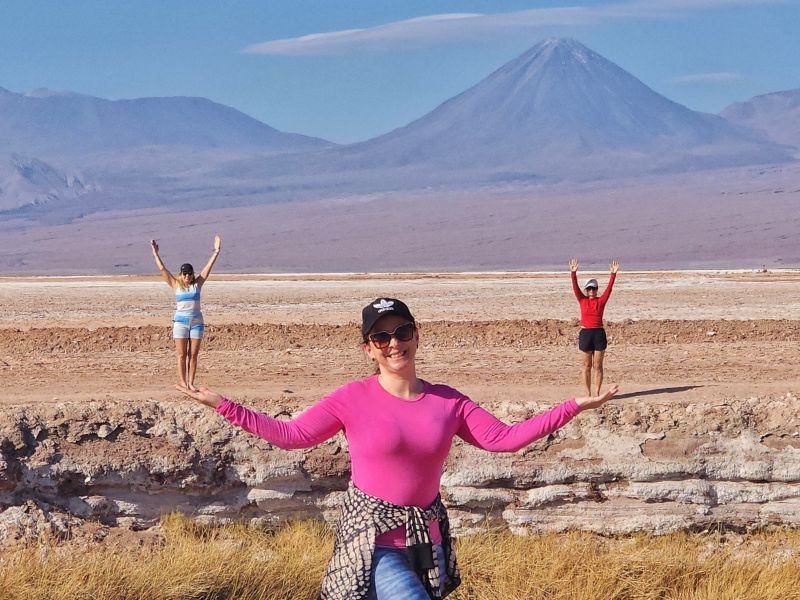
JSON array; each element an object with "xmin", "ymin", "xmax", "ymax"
[
  {"xmin": 569, "ymin": 258, "xmax": 579, "ymax": 272},
  {"xmin": 150, "ymin": 239, "xmax": 159, "ymax": 255},
  {"xmin": 175, "ymin": 384, "xmax": 224, "ymax": 409}
]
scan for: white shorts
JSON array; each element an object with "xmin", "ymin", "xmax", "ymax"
[{"xmin": 173, "ymin": 316, "xmax": 204, "ymax": 340}]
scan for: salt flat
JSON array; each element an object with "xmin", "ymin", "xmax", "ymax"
[{"xmin": 1, "ymin": 270, "xmax": 798, "ymax": 329}]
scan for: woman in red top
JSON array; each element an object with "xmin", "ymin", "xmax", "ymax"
[{"xmin": 570, "ymin": 259, "xmax": 619, "ymax": 396}]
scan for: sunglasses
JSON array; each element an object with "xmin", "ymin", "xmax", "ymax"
[
  {"xmin": 367, "ymin": 322, "xmax": 416, "ymax": 349},
  {"xmin": 181, "ymin": 272, "xmax": 194, "ymax": 276}
]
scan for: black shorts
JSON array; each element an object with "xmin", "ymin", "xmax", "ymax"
[{"xmin": 579, "ymin": 328, "xmax": 607, "ymax": 352}]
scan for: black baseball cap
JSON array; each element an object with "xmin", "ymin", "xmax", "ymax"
[
  {"xmin": 361, "ymin": 298, "xmax": 415, "ymax": 341},
  {"xmin": 180, "ymin": 263, "xmax": 194, "ymax": 273}
]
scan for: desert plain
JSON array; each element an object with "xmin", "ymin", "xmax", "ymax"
[
  {"xmin": 1, "ymin": 270, "xmax": 799, "ymax": 543},
  {"xmin": 2, "ymin": 269, "xmax": 799, "ymax": 404}
]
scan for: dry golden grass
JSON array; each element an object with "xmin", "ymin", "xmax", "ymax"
[
  {"xmin": 1, "ymin": 517, "xmax": 798, "ymax": 600},
  {"xmin": 451, "ymin": 529, "xmax": 800, "ymax": 600},
  {"xmin": 0, "ymin": 516, "xmax": 332, "ymax": 600}
]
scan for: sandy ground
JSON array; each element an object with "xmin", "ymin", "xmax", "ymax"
[{"xmin": 1, "ymin": 271, "xmax": 798, "ymax": 410}]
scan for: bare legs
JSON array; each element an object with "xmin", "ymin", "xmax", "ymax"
[
  {"xmin": 175, "ymin": 338, "xmax": 189, "ymax": 388},
  {"xmin": 581, "ymin": 349, "xmax": 605, "ymax": 396},
  {"xmin": 188, "ymin": 338, "xmax": 202, "ymax": 391},
  {"xmin": 593, "ymin": 350, "xmax": 605, "ymax": 397},
  {"xmin": 581, "ymin": 351, "xmax": 593, "ymax": 397},
  {"xmin": 175, "ymin": 338, "xmax": 202, "ymax": 391}
]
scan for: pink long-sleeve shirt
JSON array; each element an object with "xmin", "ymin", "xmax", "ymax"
[{"xmin": 217, "ymin": 374, "xmax": 582, "ymax": 548}]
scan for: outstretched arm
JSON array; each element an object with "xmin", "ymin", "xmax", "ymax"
[
  {"xmin": 574, "ymin": 383, "xmax": 619, "ymax": 410},
  {"xmin": 570, "ymin": 258, "xmax": 584, "ymax": 300},
  {"xmin": 150, "ymin": 240, "xmax": 177, "ymax": 288},
  {"xmin": 600, "ymin": 261, "xmax": 619, "ymax": 301},
  {"xmin": 456, "ymin": 384, "xmax": 619, "ymax": 452},
  {"xmin": 175, "ymin": 385, "xmax": 343, "ymax": 449},
  {"xmin": 196, "ymin": 235, "xmax": 221, "ymax": 285}
]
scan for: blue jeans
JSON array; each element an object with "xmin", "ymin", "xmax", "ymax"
[{"xmin": 367, "ymin": 543, "xmax": 445, "ymax": 600}]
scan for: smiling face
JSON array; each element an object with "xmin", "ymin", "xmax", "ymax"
[
  {"xmin": 180, "ymin": 271, "xmax": 195, "ymax": 286},
  {"xmin": 585, "ymin": 286, "xmax": 598, "ymax": 298},
  {"xmin": 363, "ymin": 314, "xmax": 419, "ymax": 376}
]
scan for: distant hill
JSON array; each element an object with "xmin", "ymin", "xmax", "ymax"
[
  {"xmin": 0, "ymin": 86, "xmax": 333, "ymax": 212},
  {"xmin": 0, "ymin": 153, "xmax": 92, "ymax": 211},
  {"xmin": 721, "ymin": 89, "xmax": 800, "ymax": 150},
  {"xmin": 0, "ymin": 86, "xmax": 331, "ymax": 158}
]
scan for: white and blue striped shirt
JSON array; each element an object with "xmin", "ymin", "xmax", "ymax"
[{"xmin": 174, "ymin": 282, "xmax": 203, "ymax": 325}]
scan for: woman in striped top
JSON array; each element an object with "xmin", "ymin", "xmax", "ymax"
[{"xmin": 151, "ymin": 235, "xmax": 221, "ymax": 390}]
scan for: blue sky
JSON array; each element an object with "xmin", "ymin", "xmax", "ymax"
[{"xmin": 0, "ymin": 1, "xmax": 797, "ymax": 143}]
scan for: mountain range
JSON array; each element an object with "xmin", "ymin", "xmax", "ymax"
[
  {"xmin": 0, "ymin": 86, "xmax": 330, "ymax": 157},
  {"xmin": 0, "ymin": 38, "xmax": 797, "ymax": 218},
  {"xmin": 721, "ymin": 88, "xmax": 800, "ymax": 149}
]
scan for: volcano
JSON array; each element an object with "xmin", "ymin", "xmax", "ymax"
[{"xmin": 322, "ymin": 38, "xmax": 790, "ymax": 182}]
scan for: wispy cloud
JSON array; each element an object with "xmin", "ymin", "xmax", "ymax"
[
  {"xmin": 241, "ymin": 0, "xmax": 780, "ymax": 56},
  {"xmin": 242, "ymin": 13, "xmax": 489, "ymax": 55},
  {"xmin": 673, "ymin": 72, "xmax": 743, "ymax": 84}
]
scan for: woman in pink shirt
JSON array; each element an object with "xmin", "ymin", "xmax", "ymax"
[
  {"xmin": 177, "ymin": 297, "xmax": 619, "ymax": 600},
  {"xmin": 570, "ymin": 259, "xmax": 620, "ymax": 397}
]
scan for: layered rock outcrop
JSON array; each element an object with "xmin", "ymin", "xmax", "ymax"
[{"xmin": 2, "ymin": 393, "xmax": 798, "ymax": 545}]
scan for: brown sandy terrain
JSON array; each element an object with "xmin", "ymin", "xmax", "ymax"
[{"xmin": 1, "ymin": 270, "xmax": 798, "ymax": 407}]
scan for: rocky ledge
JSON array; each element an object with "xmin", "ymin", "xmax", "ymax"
[{"xmin": 1, "ymin": 394, "xmax": 798, "ymax": 545}]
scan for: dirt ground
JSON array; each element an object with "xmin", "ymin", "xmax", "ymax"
[{"xmin": 1, "ymin": 270, "xmax": 798, "ymax": 409}]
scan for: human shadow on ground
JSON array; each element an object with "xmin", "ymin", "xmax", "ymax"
[{"xmin": 614, "ymin": 385, "xmax": 703, "ymax": 400}]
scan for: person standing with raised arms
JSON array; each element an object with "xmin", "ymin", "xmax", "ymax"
[
  {"xmin": 570, "ymin": 258, "xmax": 619, "ymax": 397},
  {"xmin": 176, "ymin": 297, "xmax": 619, "ymax": 599},
  {"xmin": 150, "ymin": 235, "xmax": 221, "ymax": 391}
]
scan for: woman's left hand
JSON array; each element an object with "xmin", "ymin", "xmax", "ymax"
[
  {"xmin": 175, "ymin": 384, "xmax": 224, "ymax": 409},
  {"xmin": 610, "ymin": 260, "xmax": 619, "ymax": 274},
  {"xmin": 213, "ymin": 235, "xmax": 221, "ymax": 253},
  {"xmin": 575, "ymin": 383, "xmax": 619, "ymax": 410}
]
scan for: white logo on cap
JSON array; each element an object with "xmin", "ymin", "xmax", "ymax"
[{"xmin": 373, "ymin": 299, "xmax": 395, "ymax": 313}]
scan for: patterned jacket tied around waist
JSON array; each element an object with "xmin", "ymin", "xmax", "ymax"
[{"xmin": 320, "ymin": 484, "xmax": 461, "ymax": 599}]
